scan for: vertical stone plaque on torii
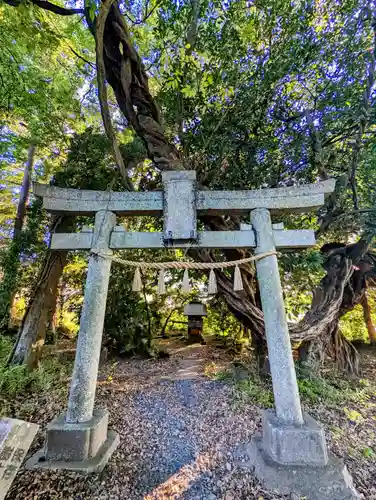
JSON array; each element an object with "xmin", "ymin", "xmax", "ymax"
[
  {"xmin": 162, "ymin": 170, "xmax": 197, "ymax": 242},
  {"xmin": 28, "ymin": 172, "xmax": 359, "ymax": 498}
]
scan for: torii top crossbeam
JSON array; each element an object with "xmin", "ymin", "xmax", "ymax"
[
  {"xmin": 33, "ymin": 171, "xmax": 334, "ymax": 252},
  {"xmin": 34, "ymin": 173, "xmax": 334, "ymax": 216}
]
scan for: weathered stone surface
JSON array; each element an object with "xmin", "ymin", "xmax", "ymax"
[
  {"xmin": 45, "ymin": 409, "xmax": 108, "ymax": 462},
  {"xmin": 162, "ymin": 170, "xmax": 197, "ymax": 241},
  {"xmin": 240, "ymin": 435, "xmax": 360, "ymax": 500},
  {"xmin": 33, "ymin": 182, "xmax": 163, "ymax": 216},
  {"xmin": 66, "ymin": 210, "xmax": 116, "ymax": 423},
  {"xmin": 26, "ymin": 430, "xmax": 119, "ymax": 475},
  {"xmin": 263, "ymin": 410, "xmax": 328, "ymax": 466},
  {"xmin": 34, "ymin": 177, "xmax": 335, "ymax": 216},
  {"xmin": 51, "ymin": 229, "xmax": 316, "ymax": 251},
  {"xmin": 251, "ymin": 208, "xmax": 303, "ymax": 426},
  {"xmin": 197, "ymin": 179, "xmax": 335, "ymax": 214},
  {"xmin": 183, "ymin": 303, "xmax": 207, "ymax": 316},
  {"xmin": 0, "ymin": 418, "xmax": 38, "ymax": 500},
  {"xmin": 240, "ymin": 222, "xmax": 284, "ymax": 231}
]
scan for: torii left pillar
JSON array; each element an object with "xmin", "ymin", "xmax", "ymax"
[{"xmin": 26, "ymin": 210, "xmax": 119, "ymax": 473}]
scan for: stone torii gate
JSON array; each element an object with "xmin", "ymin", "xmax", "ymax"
[{"xmin": 26, "ymin": 172, "xmax": 358, "ymax": 499}]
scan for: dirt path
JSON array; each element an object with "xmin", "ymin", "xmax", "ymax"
[{"xmin": 163, "ymin": 343, "xmax": 210, "ymax": 380}]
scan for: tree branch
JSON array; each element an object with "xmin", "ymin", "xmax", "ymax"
[
  {"xmin": 68, "ymin": 46, "xmax": 96, "ymax": 69},
  {"xmin": 4, "ymin": 0, "xmax": 84, "ymax": 15},
  {"xmin": 304, "ymin": 109, "xmax": 327, "ymax": 179},
  {"xmin": 95, "ymin": 0, "xmax": 134, "ymax": 190}
]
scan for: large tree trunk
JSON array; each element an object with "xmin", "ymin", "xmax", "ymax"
[
  {"xmin": 98, "ymin": 3, "xmax": 180, "ymax": 172},
  {"xmin": 8, "ymin": 217, "xmax": 71, "ymax": 368},
  {"xmin": 13, "ymin": 144, "xmax": 35, "ymax": 237},
  {"xmin": 0, "ymin": 144, "xmax": 35, "ymax": 329},
  {"xmin": 200, "ymin": 238, "xmax": 372, "ymax": 372}
]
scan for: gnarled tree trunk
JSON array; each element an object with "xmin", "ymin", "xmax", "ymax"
[{"xmin": 290, "ymin": 239, "xmax": 372, "ymax": 372}]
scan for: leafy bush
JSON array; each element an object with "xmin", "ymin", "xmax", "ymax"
[
  {"xmin": 339, "ymin": 304, "xmax": 370, "ymax": 343},
  {"xmin": 104, "ymin": 260, "xmax": 158, "ymax": 356},
  {"xmin": 227, "ymin": 358, "xmax": 375, "ymax": 411},
  {"xmin": 11, "ymin": 297, "xmax": 27, "ymax": 324},
  {"xmin": 0, "ymin": 336, "xmax": 12, "ymax": 365},
  {"xmin": 0, "ymin": 335, "xmax": 70, "ymax": 400},
  {"xmin": 205, "ymin": 298, "xmax": 243, "ymax": 337},
  {"xmin": 297, "ymin": 377, "xmax": 346, "ymax": 405},
  {"xmin": 58, "ymin": 310, "xmax": 79, "ymax": 338},
  {"xmin": 296, "ymin": 364, "xmax": 374, "ymax": 406}
]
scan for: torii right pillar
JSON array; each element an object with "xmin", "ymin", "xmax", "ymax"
[{"xmin": 242, "ymin": 208, "xmax": 360, "ymax": 500}]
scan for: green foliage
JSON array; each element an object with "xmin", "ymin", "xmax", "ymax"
[
  {"xmin": 52, "ymin": 130, "xmax": 135, "ymax": 191},
  {"xmin": 104, "ymin": 264, "xmax": 156, "ymax": 356},
  {"xmin": 0, "ymin": 197, "xmax": 47, "ymax": 329},
  {"xmin": 235, "ymin": 378, "xmax": 274, "ymax": 408},
  {"xmin": 205, "ymin": 297, "xmax": 243, "ymax": 337},
  {"xmin": 296, "ymin": 363, "xmax": 375, "ymax": 407},
  {"xmin": 0, "ymin": 3, "xmax": 93, "ymax": 140},
  {"xmin": 229, "ymin": 361, "xmax": 376, "ymax": 410},
  {"xmin": 0, "ymin": 336, "xmax": 70, "ymax": 400},
  {"xmin": 0, "ymin": 236, "xmax": 24, "ymax": 329},
  {"xmin": 280, "ymin": 250, "xmax": 325, "ymax": 321},
  {"xmin": 362, "ymin": 447, "xmax": 374, "ymax": 459},
  {"xmin": 58, "ymin": 311, "xmax": 79, "ymax": 338},
  {"xmin": 344, "ymin": 407, "xmax": 363, "ymax": 424},
  {"xmin": 204, "ymin": 361, "xmax": 275, "ymax": 406},
  {"xmin": 204, "ymin": 363, "xmax": 233, "ymax": 381},
  {"xmin": 295, "ymin": 361, "xmax": 351, "ymax": 405},
  {"xmin": 339, "ymin": 304, "xmax": 373, "ymax": 343},
  {"xmin": 297, "ymin": 376, "xmax": 347, "ymax": 406}
]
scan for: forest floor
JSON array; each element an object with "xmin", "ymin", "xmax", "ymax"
[{"xmin": 3, "ymin": 337, "xmax": 376, "ymax": 500}]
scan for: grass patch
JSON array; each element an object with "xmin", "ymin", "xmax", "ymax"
[
  {"xmin": 296, "ymin": 365, "xmax": 375, "ymax": 407},
  {"xmin": 224, "ymin": 359, "xmax": 376, "ymax": 412},
  {"xmin": 297, "ymin": 376, "xmax": 347, "ymax": 405},
  {"xmin": 235, "ymin": 378, "xmax": 274, "ymax": 407},
  {"xmin": 204, "ymin": 361, "xmax": 274, "ymax": 406},
  {"xmin": 233, "ymin": 373, "xmax": 371, "ymax": 410},
  {"xmin": 0, "ymin": 335, "xmax": 72, "ymax": 415}
]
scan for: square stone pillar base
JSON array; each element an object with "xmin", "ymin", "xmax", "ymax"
[
  {"xmin": 237, "ymin": 411, "xmax": 360, "ymax": 500},
  {"xmin": 263, "ymin": 409, "xmax": 328, "ymax": 466},
  {"xmin": 25, "ymin": 409, "xmax": 119, "ymax": 474}
]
